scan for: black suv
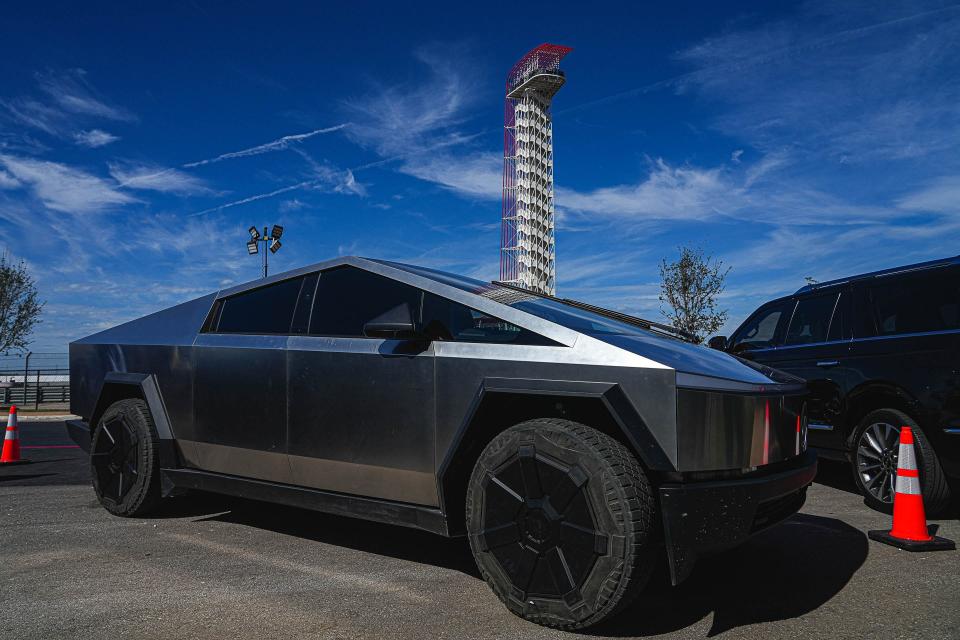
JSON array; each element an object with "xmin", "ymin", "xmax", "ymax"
[{"xmin": 710, "ymin": 256, "xmax": 959, "ymax": 513}]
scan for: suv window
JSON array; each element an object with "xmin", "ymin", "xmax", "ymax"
[
  {"xmin": 214, "ymin": 276, "xmax": 306, "ymax": 334},
  {"xmin": 309, "ymin": 266, "xmax": 421, "ymax": 337},
  {"xmin": 827, "ymin": 291, "xmax": 851, "ymax": 341},
  {"xmin": 868, "ymin": 268, "xmax": 960, "ymax": 336},
  {"xmin": 784, "ymin": 293, "xmax": 838, "ymax": 346},
  {"xmin": 422, "ymin": 293, "xmax": 557, "ymax": 345},
  {"xmin": 730, "ymin": 300, "xmax": 793, "ymax": 352}
]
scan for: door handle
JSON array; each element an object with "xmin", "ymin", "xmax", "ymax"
[{"xmin": 816, "ymin": 360, "xmax": 839, "ymax": 368}]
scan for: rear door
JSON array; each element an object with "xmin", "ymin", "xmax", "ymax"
[
  {"xmin": 762, "ymin": 289, "xmax": 851, "ymax": 451},
  {"xmin": 846, "ymin": 267, "xmax": 960, "ymax": 445},
  {"xmin": 189, "ymin": 276, "xmax": 307, "ymax": 483}
]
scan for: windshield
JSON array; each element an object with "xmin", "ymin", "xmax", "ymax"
[{"xmin": 374, "ymin": 260, "xmax": 656, "ymax": 337}]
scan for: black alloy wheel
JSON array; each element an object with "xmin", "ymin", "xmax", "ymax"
[
  {"xmin": 466, "ymin": 418, "xmax": 657, "ymax": 630},
  {"xmin": 91, "ymin": 399, "xmax": 162, "ymax": 517}
]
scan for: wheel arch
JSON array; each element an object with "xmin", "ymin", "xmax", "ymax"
[
  {"xmin": 436, "ymin": 378, "xmax": 672, "ymax": 536},
  {"xmin": 843, "ymin": 381, "xmax": 922, "ymax": 449},
  {"xmin": 90, "ymin": 372, "xmax": 179, "ymax": 469}
]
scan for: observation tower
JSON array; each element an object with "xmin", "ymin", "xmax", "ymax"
[{"xmin": 499, "ymin": 43, "xmax": 572, "ymax": 295}]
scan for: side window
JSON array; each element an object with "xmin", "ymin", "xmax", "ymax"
[
  {"xmin": 421, "ymin": 293, "xmax": 557, "ymax": 345},
  {"xmin": 214, "ymin": 276, "xmax": 305, "ymax": 334},
  {"xmin": 784, "ymin": 293, "xmax": 838, "ymax": 346},
  {"xmin": 868, "ymin": 268, "xmax": 960, "ymax": 336},
  {"xmin": 309, "ymin": 266, "xmax": 421, "ymax": 337},
  {"xmin": 730, "ymin": 300, "xmax": 793, "ymax": 352},
  {"xmin": 827, "ymin": 290, "xmax": 851, "ymax": 341}
]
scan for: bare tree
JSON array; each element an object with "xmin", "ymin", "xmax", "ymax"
[
  {"xmin": 0, "ymin": 252, "xmax": 44, "ymax": 353},
  {"xmin": 658, "ymin": 246, "xmax": 730, "ymax": 344}
]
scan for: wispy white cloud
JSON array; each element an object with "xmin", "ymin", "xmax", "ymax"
[
  {"xmin": 36, "ymin": 69, "xmax": 135, "ymax": 122},
  {"xmin": 189, "ymin": 180, "xmax": 316, "ymax": 217},
  {"xmin": 0, "ymin": 154, "xmax": 136, "ymax": 213},
  {"xmin": 0, "ymin": 169, "xmax": 20, "ymax": 190},
  {"xmin": 343, "ymin": 43, "xmax": 499, "ymax": 199},
  {"xmin": 896, "ymin": 176, "xmax": 960, "ymax": 214},
  {"xmin": 558, "ymin": 159, "xmax": 736, "ymax": 221},
  {"xmin": 73, "ymin": 129, "xmax": 119, "ymax": 148},
  {"xmin": 108, "ymin": 162, "xmax": 215, "ymax": 196},
  {"xmin": 674, "ymin": 3, "xmax": 960, "ymax": 167},
  {"xmin": 1, "ymin": 69, "xmax": 135, "ymax": 140},
  {"xmin": 401, "ymin": 151, "xmax": 501, "ymax": 200},
  {"xmin": 182, "ymin": 124, "xmax": 348, "ymax": 168},
  {"xmin": 279, "ymin": 198, "xmax": 307, "ymax": 212}
]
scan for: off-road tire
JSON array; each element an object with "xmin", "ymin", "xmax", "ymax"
[
  {"xmin": 851, "ymin": 408, "xmax": 951, "ymax": 515},
  {"xmin": 90, "ymin": 399, "xmax": 162, "ymax": 517},
  {"xmin": 466, "ymin": 418, "xmax": 657, "ymax": 630}
]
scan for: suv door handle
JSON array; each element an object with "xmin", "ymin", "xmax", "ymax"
[{"xmin": 816, "ymin": 360, "xmax": 839, "ymax": 368}]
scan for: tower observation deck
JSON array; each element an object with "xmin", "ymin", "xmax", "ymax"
[{"xmin": 499, "ymin": 43, "xmax": 572, "ymax": 296}]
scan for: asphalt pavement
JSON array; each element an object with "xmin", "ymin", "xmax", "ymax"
[{"xmin": 2, "ymin": 421, "xmax": 958, "ymax": 639}]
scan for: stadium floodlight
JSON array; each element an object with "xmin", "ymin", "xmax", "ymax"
[{"xmin": 246, "ymin": 223, "xmax": 286, "ymax": 277}]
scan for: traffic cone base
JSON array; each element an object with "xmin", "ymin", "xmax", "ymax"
[
  {"xmin": 868, "ymin": 426, "xmax": 952, "ymax": 552},
  {"xmin": 868, "ymin": 529, "xmax": 956, "ymax": 552}
]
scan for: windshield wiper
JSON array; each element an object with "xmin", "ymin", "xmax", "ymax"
[{"xmin": 491, "ymin": 281, "xmax": 697, "ymax": 342}]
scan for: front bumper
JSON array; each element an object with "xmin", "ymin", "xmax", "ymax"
[
  {"xmin": 65, "ymin": 419, "xmax": 91, "ymax": 452},
  {"xmin": 659, "ymin": 449, "xmax": 817, "ymax": 585}
]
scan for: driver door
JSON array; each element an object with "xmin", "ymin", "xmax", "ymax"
[{"xmin": 285, "ymin": 266, "xmax": 438, "ymax": 506}]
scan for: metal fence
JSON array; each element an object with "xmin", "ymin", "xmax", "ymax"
[{"xmin": 0, "ymin": 352, "xmax": 70, "ymax": 411}]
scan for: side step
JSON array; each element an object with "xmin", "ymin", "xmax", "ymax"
[{"xmin": 162, "ymin": 468, "xmax": 450, "ymax": 536}]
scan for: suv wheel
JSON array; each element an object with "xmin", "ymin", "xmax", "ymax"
[
  {"xmin": 90, "ymin": 399, "xmax": 162, "ymax": 517},
  {"xmin": 851, "ymin": 408, "xmax": 951, "ymax": 515},
  {"xmin": 465, "ymin": 418, "xmax": 657, "ymax": 630}
]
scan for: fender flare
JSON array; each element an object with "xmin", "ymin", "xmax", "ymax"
[
  {"xmin": 435, "ymin": 376, "xmax": 674, "ymax": 531},
  {"xmin": 89, "ymin": 372, "xmax": 179, "ymax": 470}
]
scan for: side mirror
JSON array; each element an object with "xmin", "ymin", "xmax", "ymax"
[
  {"xmin": 362, "ymin": 303, "xmax": 427, "ymax": 340},
  {"xmin": 707, "ymin": 335, "xmax": 728, "ymax": 351}
]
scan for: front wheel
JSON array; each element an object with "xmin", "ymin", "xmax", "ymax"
[
  {"xmin": 851, "ymin": 408, "xmax": 951, "ymax": 515},
  {"xmin": 466, "ymin": 419, "xmax": 657, "ymax": 630},
  {"xmin": 90, "ymin": 398, "xmax": 162, "ymax": 517}
]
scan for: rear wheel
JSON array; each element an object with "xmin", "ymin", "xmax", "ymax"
[
  {"xmin": 851, "ymin": 408, "xmax": 951, "ymax": 515},
  {"xmin": 466, "ymin": 418, "xmax": 657, "ymax": 630},
  {"xmin": 90, "ymin": 399, "xmax": 162, "ymax": 517}
]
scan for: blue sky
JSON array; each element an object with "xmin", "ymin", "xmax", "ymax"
[{"xmin": 2, "ymin": 1, "xmax": 959, "ymax": 351}]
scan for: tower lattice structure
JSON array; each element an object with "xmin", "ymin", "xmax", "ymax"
[{"xmin": 500, "ymin": 43, "xmax": 572, "ymax": 295}]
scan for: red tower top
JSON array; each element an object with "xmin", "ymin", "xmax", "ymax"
[{"xmin": 506, "ymin": 43, "xmax": 573, "ymax": 92}]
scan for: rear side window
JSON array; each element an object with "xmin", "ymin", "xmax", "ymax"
[
  {"xmin": 214, "ymin": 276, "xmax": 305, "ymax": 334},
  {"xmin": 784, "ymin": 293, "xmax": 838, "ymax": 346},
  {"xmin": 868, "ymin": 268, "xmax": 960, "ymax": 336},
  {"xmin": 827, "ymin": 291, "xmax": 851, "ymax": 341},
  {"xmin": 730, "ymin": 300, "xmax": 793, "ymax": 352},
  {"xmin": 422, "ymin": 293, "xmax": 557, "ymax": 345},
  {"xmin": 309, "ymin": 266, "xmax": 422, "ymax": 337}
]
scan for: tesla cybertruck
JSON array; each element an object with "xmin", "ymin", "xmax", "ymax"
[{"xmin": 68, "ymin": 257, "xmax": 816, "ymax": 630}]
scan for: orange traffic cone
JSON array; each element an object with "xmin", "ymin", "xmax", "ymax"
[
  {"xmin": 1, "ymin": 405, "xmax": 30, "ymax": 465},
  {"xmin": 868, "ymin": 426, "xmax": 954, "ymax": 551}
]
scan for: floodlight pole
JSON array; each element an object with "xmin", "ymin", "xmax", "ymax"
[{"xmin": 262, "ymin": 226, "xmax": 269, "ymax": 278}]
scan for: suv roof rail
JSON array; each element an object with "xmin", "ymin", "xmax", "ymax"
[{"xmin": 794, "ymin": 255, "xmax": 960, "ymax": 294}]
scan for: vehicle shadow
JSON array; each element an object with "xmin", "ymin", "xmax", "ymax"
[
  {"xmin": 165, "ymin": 493, "xmax": 482, "ymax": 577},
  {"xmin": 813, "ymin": 458, "xmax": 860, "ymax": 495},
  {"xmin": 594, "ymin": 513, "xmax": 868, "ymax": 637},
  {"xmin": 155, "ymin": 493, "xmax": 868, "ymax": 636}
]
